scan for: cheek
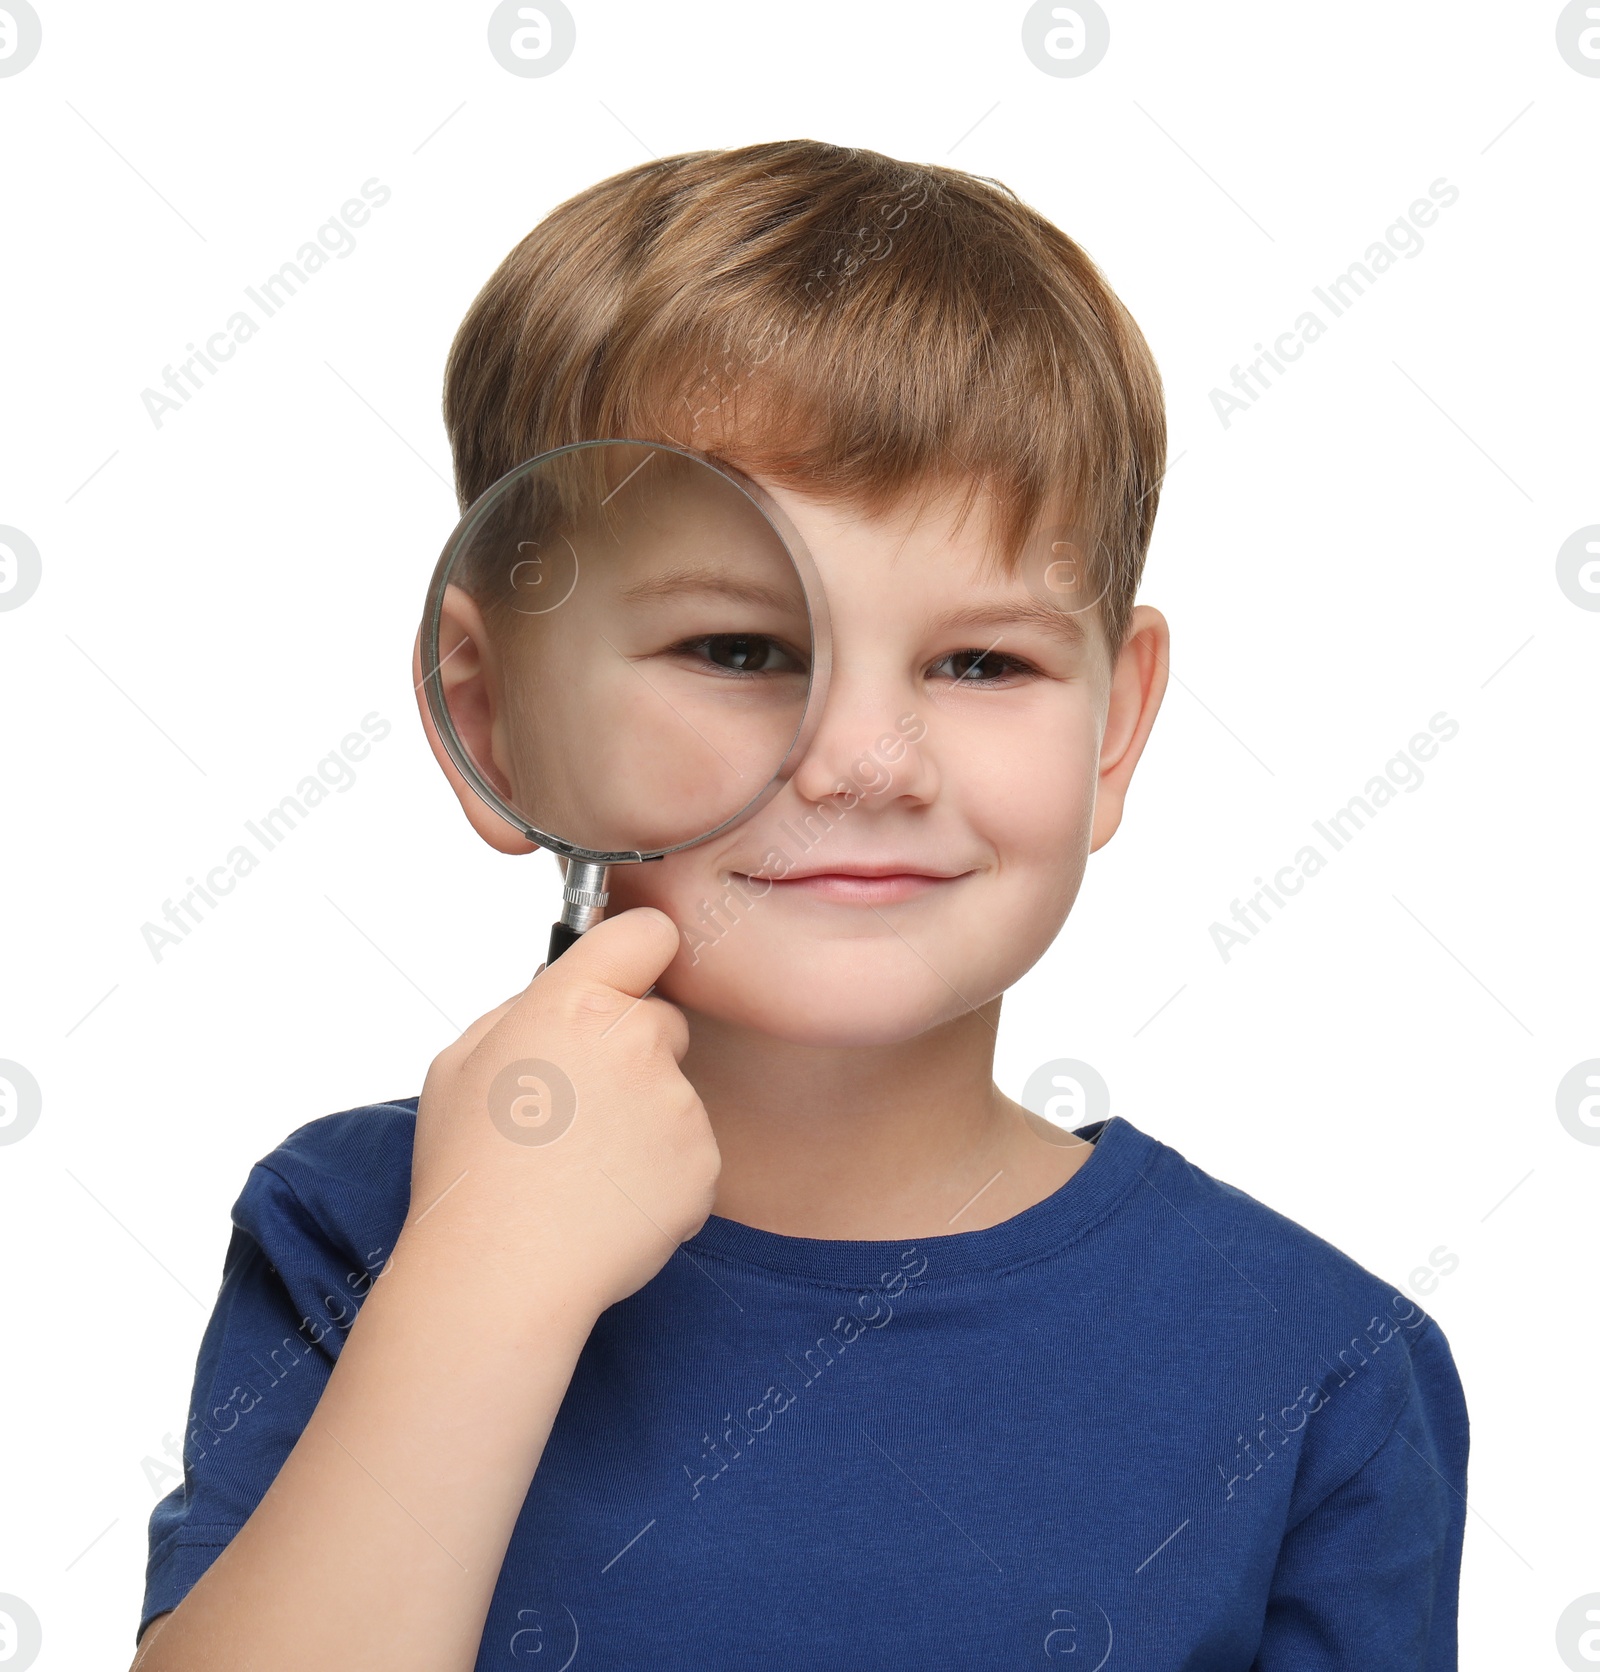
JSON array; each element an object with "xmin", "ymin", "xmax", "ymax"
[
  {"xmin": 600, "ymin": 852, "xmax": 722, "ymax": 938},
  {"xmin": 961, "ymin": 705, "xmax": 1101, "ymax": 868},
  {"xmin": 507, "ymin": 666, "xmax": 754, "ymax": 852},
  {"xmin": 599, "ymin": 859, "xmax": 674, "ymax": 906},
  {"xmin": 602, "ymin": 857, "xmax": 799, "ymax": 1023}
]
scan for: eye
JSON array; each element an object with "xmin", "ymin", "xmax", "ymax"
[
  {"xmin": 929, "ymin": 648, "xmax": 1039, "ymax": 686},
  {"xmin": 666, "ymin": 633, "xmax": 809, "ymax": 677}
]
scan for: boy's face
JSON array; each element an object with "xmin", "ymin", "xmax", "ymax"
[{"xmin": 562, "ymin": 476, "xmax": 1169, "ymax": 1046}]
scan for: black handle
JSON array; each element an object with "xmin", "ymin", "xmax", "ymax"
[{"xmin": 546, "ymin": 919, "xmax": 582, "ymax": 965}]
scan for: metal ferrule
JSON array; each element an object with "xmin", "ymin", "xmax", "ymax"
[{"xmin": 561, "ymin": 860, "xmax": 611, "ymax": 934}]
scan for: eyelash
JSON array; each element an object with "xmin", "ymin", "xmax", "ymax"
[
  {"xmin": 929, "ymin": 649, "xmax": 1040, "ymax": 686},
  {"xmin": 665, "ymin": 637, "xmax": 1040, "ymax": 687},
  {"xmin": 667, "ymin": 634, "xmax": 808, "ymax": 677}
]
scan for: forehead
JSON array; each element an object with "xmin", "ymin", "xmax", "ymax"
[{"xmin": 754, "ymin": 474, "xmax": 1109, "ymax": 659}]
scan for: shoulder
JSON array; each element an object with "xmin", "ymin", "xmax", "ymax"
[
  {"xmin": 230, "ymin": 1096, "xmax": 418, "ymax": 1276},
  {"xmin": 1123, "ymin": 1123, "xmax": 1424, "ymax": 1317},
  {"xmin": 1114, "ymin": 1120, "xmax": 1468, "ymax": 1493},
  {"xmin": 1134, "ymin": 1124, "xmax": 1416, "ymax": 1324}
]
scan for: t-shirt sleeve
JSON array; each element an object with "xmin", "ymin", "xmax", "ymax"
[
  {"xmin": 1251, "ymin": 1317, "xmax": 1470, "ymax": 1671},
  {"xmin": 137, "ymin": 1155, "xmax": 391, "ymax": 1643}
]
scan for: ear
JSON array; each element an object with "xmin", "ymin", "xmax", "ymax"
[
  {"xmin": 1089, "ymin": 604, "xmax": 1170, "ymax": 853},
  {"xmin": 411, "ymin": 592, "xmax": 538, "ymax": 856}
]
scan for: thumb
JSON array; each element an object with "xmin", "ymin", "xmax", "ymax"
[{"xmin": 541, "ymin": 906, "xmax": 680, "ymax": 999}]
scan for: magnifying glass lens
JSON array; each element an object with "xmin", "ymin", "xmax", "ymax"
[{"xmin": 423, "ymin": 441, "xmax": 825, "ymax": 859}]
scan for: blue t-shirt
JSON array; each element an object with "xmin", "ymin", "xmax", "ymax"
[{"xmin": 139, "ymin": 1102, "xmax": 1468, "ymax": 1668}]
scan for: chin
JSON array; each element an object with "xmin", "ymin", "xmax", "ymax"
[{"xmin": 655, "ymin": 932, "xmax": 994, "ymax": 1047}]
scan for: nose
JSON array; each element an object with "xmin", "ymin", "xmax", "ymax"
[{"xmin": 785, "ymin": 650, "xmax": 935, "ymax": 810}]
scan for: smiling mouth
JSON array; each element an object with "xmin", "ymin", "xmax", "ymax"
[{"xmin": 730, "ymin": 870, "xmax": 972, "ymax": 905}]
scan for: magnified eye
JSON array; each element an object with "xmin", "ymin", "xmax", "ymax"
[{"xmin": 670, "ymin": 633, "xmax": 809, "ymax": 677}]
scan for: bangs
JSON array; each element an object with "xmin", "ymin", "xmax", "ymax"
[{"xmin": 445, "ymin": 141, "xmax": 1165, "ymax": 653}]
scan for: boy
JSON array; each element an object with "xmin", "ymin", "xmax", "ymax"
[{"xmin": 132, "ymin": 140, "xmax": 1468, "ymax": 1670}]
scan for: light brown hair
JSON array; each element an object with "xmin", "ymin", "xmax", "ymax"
[{"xmin": 443, "ymin": 139, "xmax": 1166, "ymax": 655}]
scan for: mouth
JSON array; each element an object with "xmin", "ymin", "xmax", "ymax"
[{"xmin": 729, "ymin": 866, "xmax": 974, "ymax": 906}]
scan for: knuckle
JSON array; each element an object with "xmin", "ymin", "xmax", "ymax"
[
  {"xmin": 560, "ymin": 978, "xmax": 625, "ymax": 1023},
  {"xmin": 422, "ymin": 1047, "xmax": 458, "ymax": 1089},
  {"xmin": 644, "ymin": 1002, "xmax": 686, "ymax": 1046}
]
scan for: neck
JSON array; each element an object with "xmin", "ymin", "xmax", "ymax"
[{"xmin": 678, "ymin": 998, "xmax": 1093, "ymax": 1239}]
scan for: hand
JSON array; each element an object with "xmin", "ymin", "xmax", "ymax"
[{"xmin": 401, "ymin": 907, "xmax": 719, "ymax": 1323}]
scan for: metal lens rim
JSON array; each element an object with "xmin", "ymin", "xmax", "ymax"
[{"xmin": 418, "ymin": 437, "xmax": 833, "ymax": 865}]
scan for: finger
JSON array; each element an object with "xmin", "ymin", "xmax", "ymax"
[
  {"xmin": 593, "ymin": 991, "xmax": 690, "ymax": 1055},
  {"xmin": 541, "ymin": 906, "xmax": 681, "ymax": 1000},
  {"xmin": 648, "ymin": 997, "xmax": 691, "ymax": 1062},
  {"xmin": 458, "ymin": 912, "xmax": 682, "ymax": 1076}
]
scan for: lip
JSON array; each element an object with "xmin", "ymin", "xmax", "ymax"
[{"xmin": 731, "ymin": 866, "xmax": 973, "ymax": 905}]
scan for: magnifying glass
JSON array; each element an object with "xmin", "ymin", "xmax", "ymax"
[{"xmin": 418, "ymin": 439, "xmax": 833, "ymax": 969}]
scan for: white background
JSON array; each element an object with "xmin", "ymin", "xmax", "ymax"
[{"xmin": 1, "ymin": 2, "xmax": 1596, "ymax": 1666}]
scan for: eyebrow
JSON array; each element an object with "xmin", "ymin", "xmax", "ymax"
[
  {"xmin": 613, "ymin": 564, "xmax": 1090, "ymax": 646},
  {"xmin": 923, "ymin": 599, "xmax": 1089, "ymax": 647},
  {"xmin": 612, "ymin": 563, "xmax": 806, "ymax": 613}
]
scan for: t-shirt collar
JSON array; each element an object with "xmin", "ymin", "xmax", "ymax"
[{"xmin": 678, "ymin": 1115, "xmax": 1153, "ymax": 1284}]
